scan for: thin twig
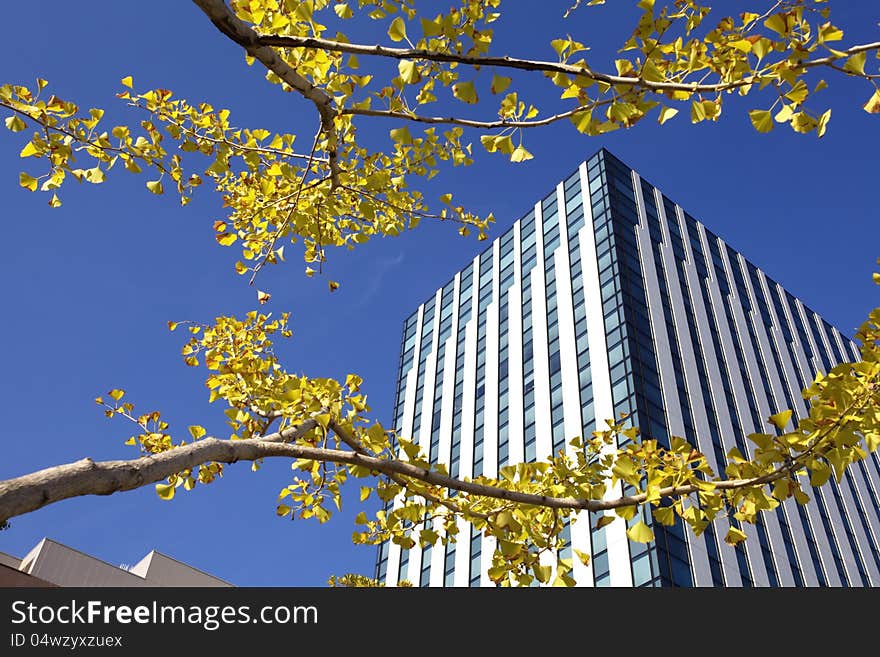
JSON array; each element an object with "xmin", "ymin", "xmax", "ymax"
[{"xmin": 249, "ymin": 123, "xmax": 322, "ymax": 284}]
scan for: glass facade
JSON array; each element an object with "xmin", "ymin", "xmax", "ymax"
[{"xmin": 377, "ymin": 148, "xmax": 880, "ymax": 587}]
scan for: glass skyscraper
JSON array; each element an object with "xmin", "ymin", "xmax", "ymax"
[{"xmin": 375, "ymin": 148, "xmax": 880, "ymax": 587}]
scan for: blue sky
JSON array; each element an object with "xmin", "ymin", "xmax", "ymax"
[{"xmin": 0, "ymin": 2, "xmax": 877, "ymax": 586}]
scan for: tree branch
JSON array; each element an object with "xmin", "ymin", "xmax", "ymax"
[
  {"xmin": 191, "ymin": 0, "xmax": 341, "ymax": 187},
  {"xmin": 249, "ymin": 122, "xmax": 322, "ymax": 283},
  {"xmin": 255, "ymin": 32, "xmax": 880, "ymax": 94},
  {"xmin": 340, "ymin": 101, "xmax": 612, "ymax": 129},
  {"xmin": 0, "ymin": 422, "xmax": 782, "ymax": 526}
]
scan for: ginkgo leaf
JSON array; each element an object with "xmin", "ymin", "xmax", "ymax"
[
  {"xmin": 257, "ymin": 290, "xmax": 271, "ymax": 304},
  {"xmin": 748, "ymin": 109, "xmax": 774, "ymax": 133},
  {"xmin": 491, "ymin": 75, "xmax": 511, "ymax": 94},
  {"xmin": 594, "ymin": 515, "xmax": 615, "ymax": 530},
  {"xmin": 725, "ymin": 527, "xmax": 748, "ymax": 545},
  {"xmin": 388, "ymin": 16, "xmax": 407, "ymax": 42},
  {"xmin": 188, "ymin": 425, "xmax": 206, "ymax": 440},
  {"xmin": 155, "ymin": 483, "xmax": 175, "ymax": 501},
  {"xmin": 390, "ymin": 126, "xmax": 413, "ymax": 144},
  {"xmin": 626, "ymin": 520, "xmax": 655, "ymax": 543},
  {"xmin": 844, "ymin": 51, "xmax": 866, "ymax": 76},
  {"xmin": 658, "ymin": 106, "xmax": 678, "ymax": 125},
  {"xmin": 20, "ymin": 141, "xmax": 39, "ymax": 158},
  {"xmin": 452, "ymin": 81, "xmax": 478, "ymax": 104},
  {"xmin": 5, "ymin": 115, "xmax": 26, "ymax": 132},
  {"xmin": 864, "ymin": 90, "xmax": 880, "ymax": 114},
  {"xmin": 398, "ymin": 60, "xmax": 420, "ymax": 84},
  {"xmin": 768, "ymin": 410, "xmax": 792, "ymax": 431},
  {"xmin": 510, "ymin": 145, "xmax": 533, "ymax": 162},
  {"xmin": 19, "ymin": 172, "xmax": 37, "ymax": 191}
]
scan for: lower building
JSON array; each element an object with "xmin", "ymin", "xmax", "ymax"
[
  {"xmin": 0, "ymin": 538, "xmax": 231, "ymax": 587},
  {"xmin": 376, "ymin": 148, "xmax": 880, "ymax": 587}
]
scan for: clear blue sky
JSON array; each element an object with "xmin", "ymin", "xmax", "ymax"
[{"xmin": 0, "ymin": 2, "xmax": 877, "ymax": 586}]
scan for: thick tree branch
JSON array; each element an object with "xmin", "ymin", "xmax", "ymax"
[
  {"xmin": 0, "ymin": 421, "xmax": 782, "ymax": 525},
  {"xmin": 255, "ymin": 32, "xmax": 880, "ymax": 94},
  {"xmin": 192, "ymin": 0, "xmax": 341, "ymax": 187}
]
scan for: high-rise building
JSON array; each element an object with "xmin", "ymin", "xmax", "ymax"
[{"xmin": 375, "ymin": 148, "xmax": 880, "ymax": 587}]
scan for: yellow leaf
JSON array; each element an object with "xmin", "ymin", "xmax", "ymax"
[
  {"xmin": 167, "ymin": 321, "xmax": 178, "ymax": 331},
  {"xmin": 452, "ymin": 80, "xmax": 478, "ymax": 104},
  {"xmin": 818, "ymin": 23, "xmax": 844, "ymax": 44},
  {"xmin": 421, "ymin": 17, "xmax": 441, "ymax": 37},
  {"xmin": 817, "ymin": 109, "xmax": 831, "ymax": 137},
  {"xmin": 387, "ymin": 16, "xmax": 407, "ymax": 42},
  {"xmin": 774, "ymin": 104, "xmax": 793, "ymax": 123},
  {"xmin": 397, "ymin": 60, "xmax": 420, "ymax": 84},
  {"xmin": 48, "ymin": 193, "xmax": 62, "ymax": 209},
  {"xmin": 19, "ymin": 141, "xmax": 39, "ymax": 157},
  {"xmin": 725, "ymin": 527, "xmax": 747, "ymax": 546},
  {"xmin": 359, "ymin": 486, "xmax": 371, "ymax": 502},
  {"xmin": 146, "ymin": 180, "xmax": 164, "ymax": 195},
  {"xmin": 257, "ymin": 290, "xmax": 271, "ymax": 305},
  {"xmin": 5, "ymin": 115, "xmax": 27, "ymax": 132},
  {"xmin": 19, "ymin": 172, "xmax": 38, "ymax": 191},
  {"xmin": 594, "ymin": 515, "xmax": 615, "ymax": 530},
  {"xmin": 329, "ymin": 280, "xmax": 340, "ymax": 292},
  {"xmin": 84, "ymin": 167, "xmax": 105, "ymax": 184},
  {"xmin": 109, "ymin": 389, "xmax": 125, "ymax": 401},
  {"xmin": 390, "ymin": 126, "xmax": 412, "ymax": 144},
  {"xmin": 121, "ymin": 76, "xmax": 133, "ymax": 89},
  {"xmin": 626, "ymin": 520, "xmax": 655, "ymax": 543},
  {"xmin": 768, "ymin": 410, "xmax": 792, "ymax": 431},
  {"xmin": 690, "ymin": 99, "xmax": 706, "ymax": 123},
  {"xmin": 784, "ymin": 80, "xmax": 808, "ymax": 106},
  {"xmin": 864, "ymin": 90, "xmax": 880, "ymax": 114},
  {"xmin": 748, "ymin": 109, "xmax": 774, "ymax": 133},
  {"xmin": 510, "ymin": 145, "xmax": 533, "ymax": 163},
  {"xmin": 480, "ymin": 134, "xmax": 499, "ymax": 153},
  {"xmin": 276, "ymin": 504, "xmax": 291, "ymax": 517},
  {"xmin": 334, "ymin": 3, "xmax": 353, "ymax": 19},
  {"xmin": 729, "ymin": 39, "xmax": 753, "ymax": 54},
  {"xmin": 653, "ymin": 506, "xmax": 676, "ymax": 526},
  {"xmin": 216, "ymin": 232, "xmax": 237, "ymax": 246},
  {"xmin": 533, "ymin": 564, "xmax": 552, "ymax": 584},
  {"xmin": 763, "ymin": 14, "xmax": 788, "ymax": 36},
  {"xmin": 844, "ymin": 51, "xmax": 866, "ymax": 76},
  {"xmin": 657, "ymin": 106, "xmax": 678, "ymax": 125},
  {"xmin": 188, "ymin": 425, "xmax": 206, "ymax": 440},
  {"xmin": 155, "ymin": 483, "xmax": 175, "ymax": 501},
  {"xmin": 570, "ymin": 110, "xmax": 592, "ymax": 133},
  {"xmin": 491, "ymin": 75, "xmax": 511, "ymax": 95}
]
